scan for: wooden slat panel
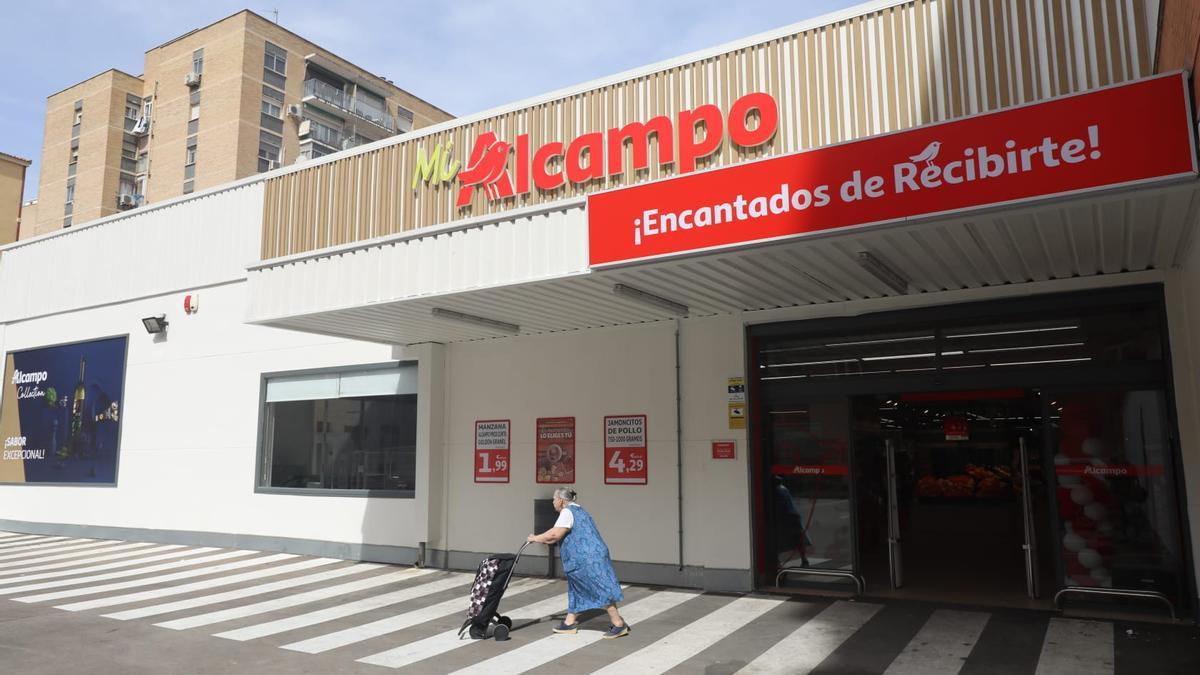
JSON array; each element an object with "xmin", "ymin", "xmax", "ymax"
[{"xmin": 259, "ymin": 0, "xmax": 1161, "ymax": 260}]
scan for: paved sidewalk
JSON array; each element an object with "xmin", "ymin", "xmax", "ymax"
[{"xmin": 0, "ymin": 531, "xmax": 1197, "ymax": 674}]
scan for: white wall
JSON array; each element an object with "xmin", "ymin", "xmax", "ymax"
[
  {"xmin": 441, "ymin": 322, "xmax": 682, "ymax": 565},
  {"xmin": 1164, "ymin": 245, "xmax": 1200, "ymax": 596},
  {"xmin": 0, "ymin": 280, "xmax": 437, "ymax": 550}
]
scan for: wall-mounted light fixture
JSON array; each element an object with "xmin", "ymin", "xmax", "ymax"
[
  {"xmin": 857, "ymin": 251, "xmax": 909, "ymax": 294},
  {"xmin": 142, "ymin": 315, "xmax": 169, "ymax": 334},
  {"xmin": 430, "ymin": 307, "xmax": 520, "ymax": 334},
  {"xmin": 612, "ymin": 283, "xmax": 689, "ymax": 315}
]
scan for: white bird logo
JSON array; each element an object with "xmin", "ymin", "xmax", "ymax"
[{"xmin": 908, "ymin": 141, "xmax": 942, "ymax": 167}]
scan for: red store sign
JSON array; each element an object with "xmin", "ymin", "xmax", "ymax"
[
  {"xmin": 588, "ymin": 73, "xmax": 1197, "ymax": 267},
  {"xmin": 474, "ymin": 420, "xmax": 511, "ymax": 483},
  {"xmin": 712, "ymin": 441, "xmax": 737, "ymax": 460},
  {"xmin": 604, "ymin": 415, "xmax": 648, "ymax": 485}
]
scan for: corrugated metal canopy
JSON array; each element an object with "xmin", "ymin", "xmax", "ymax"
[{"xmin": 252, "ymin": 182, "xmax": 1199, "ymax": 345}]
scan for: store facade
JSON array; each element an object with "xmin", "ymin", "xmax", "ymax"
[{"xmin": 3, "ymin": 0, "xmax": 1200, "ymax": 618}]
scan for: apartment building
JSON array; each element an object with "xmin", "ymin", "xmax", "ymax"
[
  {"xmin": 26, "ymin": 9, "xmax": 451, "ymax": 239},
  {"xmin": 0, "ymin": 152, "xmax": 31, "ymax": 245}
]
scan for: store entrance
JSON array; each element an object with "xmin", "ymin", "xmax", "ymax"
[
  {"xmin": 750, "ymin": 286, "xmax": 1193, "ymax": 614},
  {"xmin": 854, "ymin": 391, "xmax": 1051, "ymax": 605}
]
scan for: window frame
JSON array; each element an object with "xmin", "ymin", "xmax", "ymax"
[
  {"xmin": 254, "ymin": 362, "xmax": 420, "ymax": 498},
  {"xmin": 264, "ymin": 41, "xmax": 287, "ymax": 76}
]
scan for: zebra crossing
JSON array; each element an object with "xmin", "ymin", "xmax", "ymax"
[{"xmin": 0, "ymin": 531, "xmax": 1190, "ymax": 674}]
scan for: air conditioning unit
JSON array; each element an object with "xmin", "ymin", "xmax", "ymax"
[
  {"xmin": 184, "ymin": 72, "xmax": 202, "ymax": 88},
  {"xmin": 117, "ymin": 193, "xmax": 138, "ymax": 209},
  {"xmin": 286, "ymin": 104, "xmax": 302, "ymax": 118},
  {"xmin": 131, "ymin": 116, "xmax": 150, "ymax": 136},
  {"xmin": 297, "ymin": 119, "xmax": 311, "ymax": 138},
  {"xmin": 341, "ymin": 137, "xmax": 358, "ymax": 151}
]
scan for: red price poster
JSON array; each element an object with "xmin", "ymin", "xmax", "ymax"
[
  {"xmin": 474, "ymin": 420, "xmax": 511, "ymax": 483},
  {"xmin": 604, "ymin": 415, "xmax": 648, "ymax": 485},
  {"xmin": 536, "ymin": 417, "xmax": 575, "ymax": 484}
]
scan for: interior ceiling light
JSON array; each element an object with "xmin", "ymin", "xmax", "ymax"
[
  {"xmin": 857, "ymin": 251, "xmax": 909, "ymax": 294},
  {"xmin": 612, "ymin": 283, "xmax": 689, "ymax": 316},
  {"xmin": 430, "ymin": 307, "xmax": 519, "ymax": 334},
  {"xmin": 946, "ymin": 325, "xmax": 1078, "ymax": 339}
]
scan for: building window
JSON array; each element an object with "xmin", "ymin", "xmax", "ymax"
[
  {"xmin": 258, "ymin": 130, "xmax": 282, "ymax": 172},
  {"xmin": 264, "ymin": 42, "xmax": 287, "ymax": 75},
  {"xmin": 258, "ymin": 365, "xmax": 418, "ymax": 495},
  {"xmin": 124, "ymin": 100, "xmax": 140, "ymax": 130},
  {"xmin": 263, "ymin": 85, "xmax": 284, "ymax": 103},
  {"xmin": 261, "ymin": 99, "xmax": 282, "ymax": 118},
  {"xmin": 192, "ymin": 48, "xmax": 204, "ymax": 74},
  {"xmin": 73, "ymin": 110, "xmax": 83, "ymax": 126},
  {"xmin": 183, "ymin": 179, "xmax": 194, "ymax": 194},
  {"xmin": 64, "ymin": 180, "xmax": 75, "ymax": 204},
  {"xmin": 63, "ymin": 216, "xmax": 72, "ymax": 228},
  {"xmin": 119, "ymin": 175, "xmax": 136, "ymax": 198},
  {"xmin": 185, "ymin": 146, "xmax": 197, "ymax": 166},
  {"xmin": 264, "ymin": 42, "xmax": 287, "ymax": 88},
  {"xmin": 121, "ymin": 134, "xmax": 137, "ymax": 173},
  {"xmin": 189, "ymin": 103, "xmax": 200, "ymax": 121}
]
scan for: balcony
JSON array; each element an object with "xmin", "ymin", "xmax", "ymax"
[
  {"xmin": 303, "ymin": 79, "xmax": 345, "ymax": 109},
  {"xmin": 302, "ymin": 78, "xmax": 396, "ymax": 140},
  {"xmin": 300, "ymin": 118, "xmax": 343, "ymax": 151}
]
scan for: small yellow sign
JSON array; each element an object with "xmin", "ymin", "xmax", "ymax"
[
  {"xmin": 727, "ymin": 377, "xmax": 746, "ymax": 429},
  {"xmin": 728, "ymin": 403, "xmax": 746, "ymax": 429}
]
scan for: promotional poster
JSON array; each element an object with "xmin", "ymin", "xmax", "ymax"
[
  {"xmin": 0, "ymin": 336, "xmax": 127, "ymax": 485},
  {"xmin": 536, "ymin": 417, "xmax": 575, "ymax": 484}
]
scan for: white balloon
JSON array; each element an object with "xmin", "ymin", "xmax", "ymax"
[
  {"xmin": 1084, "ymin": 502, "xmax": 1108, "ymax": 521},
  {"xmin": 1078, "ymin": 548, "xmax": 1103, "ymax": 570},
  {"xmin": 1063, "ymin": 531, "xmax": 1086, "ymax": 552},
  {"xmin": 1081, "ymin": 438, "xmax": 1105, "ymax": 457},
  {"xmin": 1070, "ymin": 486, "xmax": 1094, "ymax": 505}
]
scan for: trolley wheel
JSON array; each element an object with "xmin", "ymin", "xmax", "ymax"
[
  {"xmin": 498, "ymin": 615, "xmax": 513, "ymax": 629},
  {"xmin": 468, "ymin": 624, "xmax": 487, "ymax": 640},
  {"xmin": 494, "ymin": 624, "xmax": 510, "ymax": 641}
]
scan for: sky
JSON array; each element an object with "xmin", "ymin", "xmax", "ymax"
[{"xmin": 0, "ymin": 0, "xmax": 863, "ymax": 202}]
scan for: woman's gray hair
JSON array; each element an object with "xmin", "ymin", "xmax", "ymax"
[{"xmin": 553, "ymin": 487, "xmax": 577, "ymax": 502}]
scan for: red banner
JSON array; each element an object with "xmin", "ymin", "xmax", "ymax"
[
  {"xmin": 536, "ymin": 417, "xmax": 575, "ymax": 484},
  {"xmin": 1055, "ymin": 464, "xmax": 1164, "ymax": 477},
  {"xmin": 588, "ymin": 73, "xmax": 1196, "ymax": 267},
  {"xmin": 604, "ymin": 415, "xmax": 647, "ymax": 485},
  {"xmin": 474, "ymin": 419, "xmax": 510, "ymax": 483}
]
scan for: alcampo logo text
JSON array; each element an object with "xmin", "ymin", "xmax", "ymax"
[{"xmin": 413, "ymin": 92, "xmax": 779, "ymax": 209}]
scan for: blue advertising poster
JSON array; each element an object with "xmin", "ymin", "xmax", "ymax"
[{"xmin": 0, "ymin": 336, "xmax": 127, "ymax": 485}]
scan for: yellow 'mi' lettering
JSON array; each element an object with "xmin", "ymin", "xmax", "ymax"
[{"xmin": 412, "ymin": 141, "xmax": 460, "ymax": 189}]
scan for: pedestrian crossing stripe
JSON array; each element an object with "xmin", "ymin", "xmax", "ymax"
[
  {"xmin": 212, "ymin": 572, "xmax": 470, "ymax": 642},
  {"xmin": 281, "ymin": 577, "xmax": 554, "ymax": 654},
  {"xmin": 0, "ymin": 541, "xmax": 159, "ymax": 574},
  {"xmin": 0, "ymin": 533, "xmax": 1162, "ymax": 675}
]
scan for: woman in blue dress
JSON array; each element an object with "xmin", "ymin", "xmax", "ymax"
[{"xmin": 527, "ymin": 487, "xmax": 629, "ymax": 638}]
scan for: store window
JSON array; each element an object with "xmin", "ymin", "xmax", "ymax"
[
  {"xmin": 258, "ymin": 365, "xmax": 418, "ymax": 496},
  {"xmin": 1048, "ymin": 387, "xmax": 1186, "ymax": 601}
]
